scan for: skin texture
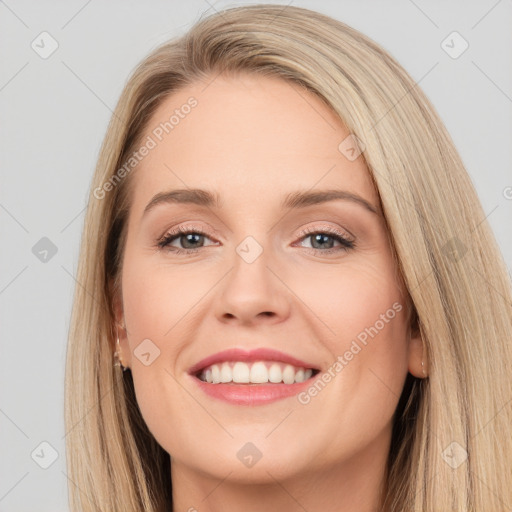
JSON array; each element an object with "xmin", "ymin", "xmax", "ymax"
[{"xmin": 114, "ymin": 73, "xmax": 426, "ymax": 512}]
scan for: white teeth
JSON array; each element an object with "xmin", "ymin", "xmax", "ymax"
[
  {"xmin": 294, "ymin": 369, "xmax": 305, "ymax": 383},
  {"xmin": 232, "ymin": 362, "xmax": 250, "ymax": 383},
  {"xmin": 220, "ymin": 364, "xmax": 231, "ymax": 383},
  {"xmin": 198, "ymin": 361, "xmax": 316, "ymax": 384},
  {"xmin": 250, "ymin": 362, "xmax": 268, "ymax": 383},
  {"xmin": 268, "ymin": 363, "xmax": 282, "ymax": 383},
  {"xmin": 282, "ymin": 365, "xmax": 296, "ymax": 384},
  {"xmin": 211, "ymin": 364, "xmax": 221, "ymax": 384}
]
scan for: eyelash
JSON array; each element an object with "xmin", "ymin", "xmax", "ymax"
[{"xmin": 156, "ymin": 225, "xmax": 355, "ymax": 256}]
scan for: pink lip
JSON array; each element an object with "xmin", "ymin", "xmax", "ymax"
[
  {"xmin": 192, "ymin": 379, "xmax": 315, "ymax": 406},
  {"xmin": 187, "ymin": 348, "xmax": 319, "ymax": 406},
  {"xmin": 188, "ymin": 347, "xmax": 318, "ymax": 375}
]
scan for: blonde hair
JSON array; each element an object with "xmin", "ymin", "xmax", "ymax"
[{"xmin": 64, "ymin": 4, "xmax": 512, "ymax": 511}]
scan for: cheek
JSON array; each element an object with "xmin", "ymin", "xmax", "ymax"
[
  {"xmin": 293, "ymin": 256, "xmax": 410, "ymax": 399},
  {"xmin": 293, "ymin": 256, "xmax": 406, "ymax": 342},
  {"xmin": 120, "ymin": 254, "xmax": 220, "ymax": 446},
  {"xmin": 122, "ymin": 257, "xmax": 207, "ymax": 339}
]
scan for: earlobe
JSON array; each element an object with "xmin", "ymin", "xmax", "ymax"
[
  {"xmin": 408, "ymin": 331, "xmax": 428, "ymax": 378},
  {"xmin": 406, "ymin": 306, "xmax": 428, "ymax": 378},
  {"xmin": 112, "ymin": 287, "xmax": 131, "ymax": 369}
]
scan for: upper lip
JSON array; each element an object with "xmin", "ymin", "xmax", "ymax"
[{"xmin": 188, "ymin": 348, "xmax": 320, "ymax": 376}]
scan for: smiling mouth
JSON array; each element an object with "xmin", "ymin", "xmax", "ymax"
[{"xmin": 195, "ymin": 360, "xmax": 320, "ymax": 385}]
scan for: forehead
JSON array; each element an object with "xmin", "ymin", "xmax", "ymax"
[{"xmin": 127, "ymin": 73, "xmax": 378, "ymax": 216}]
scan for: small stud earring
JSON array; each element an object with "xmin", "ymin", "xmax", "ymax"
[
  {"xmin": 113, "ymin": 336, "xmax": 128, "ymax": 372},
  {"xmin": 421, "ymin": 359, "xmax": 427, "ymax": 377}
]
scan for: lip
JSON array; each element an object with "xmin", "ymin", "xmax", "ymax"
[
  {"xmin": 192, "ymin": 378, "xmax": 315, "ymax": 406},
  {"xmin": 188, "ymin": 348, "xmax": 320, "ymax": 406}
]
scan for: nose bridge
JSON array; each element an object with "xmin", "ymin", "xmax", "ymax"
[{"xmin": 215, "ymin": 230, "xmax": 290, "ymax": 323}]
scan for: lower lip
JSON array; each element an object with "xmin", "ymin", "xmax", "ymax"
[{"xmin": 191, "ymin": 376, "xmax": 314, "ymax": 406}]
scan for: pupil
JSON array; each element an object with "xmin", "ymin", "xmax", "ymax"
[
  {"xmin": 183, "ymin": 233, "xmax": 202, "ymax": 248},
  {"xmin": 312, "ymin": 233, "xmax": 333, "ymax": 249}
]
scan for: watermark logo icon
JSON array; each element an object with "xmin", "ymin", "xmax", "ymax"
[
  {"xmin": 236, "ymin": 236, "xmax": 263, "ymax": 264},
  {"xmin": 236, "ymin": 442, "xmax": 262, "ymax": 468},
  {"xmin": 441, "ymin": 237, "xmax": 467, "ymax": 263},
  {"xmin": 31, "ymin": 31, "xmax": 59, "ymax": 59},
  {"xmin": 338, "ymin": 134, "xmax": 365, "ymax": 161},
  {"xmin": 32, "ymin": 237, "xmax": 58, "ymax": 263},
  {"xmin": 441, "ymin": 31, "xmax": 469, "ymax": 59},
  {"xmin": 441, "ymin": 441, "xmax": 468, "ymax": 469},
  {"xmin": 134, "ymin": 338, "xmax": 161, "ymax": 366},
  {"xmin": 31, "ymin": 441, "xmax": 59, "ymax": 469}
]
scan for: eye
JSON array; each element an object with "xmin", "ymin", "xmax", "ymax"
[
  {"xmin": 156, "ymin": 224, "xmax": 355, "ymax": 256},
  {"xmin": 156, "ymin": 225, "xmax": 217, "ymax": 255},
  {"xmin": 294, "ymin": 226, "xmax": 355, "ymax": 255}
]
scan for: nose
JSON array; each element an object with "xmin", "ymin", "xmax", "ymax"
[{"xmin": 214, "ymin": 247, "xmax": 291, "ymax": 326}]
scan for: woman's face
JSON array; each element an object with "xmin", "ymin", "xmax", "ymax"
[{"xmin": 115, "ymin": 73, "xmax": 424, "ymax": 485}]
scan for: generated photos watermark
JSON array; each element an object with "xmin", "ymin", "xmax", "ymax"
[
  {"xmin": 298, "ymin": 301, "xmax": 403, "ymax": 405},
  {"xmin": 94, "ymin": 96, "xmax": 198, "ymax": 200}
]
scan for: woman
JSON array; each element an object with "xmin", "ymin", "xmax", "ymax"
[{"xmin": 64, "ymin": 4, "xmax": 512, "ymax": 511}]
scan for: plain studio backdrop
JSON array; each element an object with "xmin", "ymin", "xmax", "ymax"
[{"xmin": 0, "ymin": 1, "xmax": 511, "ymax": 510}]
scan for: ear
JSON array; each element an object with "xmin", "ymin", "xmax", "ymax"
[
  {"xmin": 111, "ymin": 279, "xmax": 131, "ymax": 368},
  {"xmin": 407, "ymin": 307, "xmax": 428, "ymax": 378}
]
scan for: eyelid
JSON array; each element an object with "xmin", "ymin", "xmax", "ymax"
[
  {"xmin": 159, "ymin": 222, "xmax": 219, "ymax": 240},
  {"xmin": 158, "ymin": 222, "xmax": 353, "ymax": 243},
  {"xmin": 295, "ymin": 224, "xmax": 354, "ymax": 242}
]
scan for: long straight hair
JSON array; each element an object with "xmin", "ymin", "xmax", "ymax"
[{"xmin": 64, "ymin": 4, "xmax": 512, "ymax": 511}]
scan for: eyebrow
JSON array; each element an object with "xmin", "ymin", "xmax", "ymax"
[{"xmin": 142, "ymin": 188, "xmax": 379, "ymax": 216}]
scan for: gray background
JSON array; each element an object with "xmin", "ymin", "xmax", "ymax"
[{"xmin": 1, "ymin": 1, "xmax": 511, "ymax": 510}]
